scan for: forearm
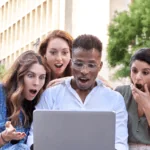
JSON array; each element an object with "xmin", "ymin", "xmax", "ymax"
[
  {"xmin": 0, "ymin": 131, "xmax": 8, "ymax": 147},
  {"xmin": 0, "ymin": 133, "xmax": 5, "ymax": 147}
]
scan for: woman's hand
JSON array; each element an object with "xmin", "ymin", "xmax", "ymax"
[
  {"xmin": 2, "ymin": 121, "xmax": 26, "ymax": 142},
  {"xmin": 131, "ymin": 84, "xmax": 150, "ymax": 126},
  {"xmin": 131, "ymin": 84, "xmax": 150, "ymax": 109},
  {"xmin": 46, "ymin": 77, "xmax": 70, "ymax": 88}
]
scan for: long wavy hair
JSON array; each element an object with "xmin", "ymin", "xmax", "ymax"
[
  {"xmin": 38, "ymin": 30, "xmax": 73, "ymax": 80},
  {"xmin": 2, "ymin": 50, "xmax": 50, "ymax": 127}
]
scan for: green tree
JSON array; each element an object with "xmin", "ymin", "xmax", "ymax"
[
  {"xmin": 0, "ymin": 64, "xmax": 6, "ymax": 81},
  {"xmin": 107, "ymin": 0, "xmax": 150, "ymax": 79}
]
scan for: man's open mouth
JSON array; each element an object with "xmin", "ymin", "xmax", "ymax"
[{"xmin": 79, "ymin": 77, "xmax": 89, "ymax": 83}]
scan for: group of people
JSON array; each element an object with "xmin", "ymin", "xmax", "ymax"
[{"xmin": 0, "ymin": 30, "xmax": 150, "ymax": 150}]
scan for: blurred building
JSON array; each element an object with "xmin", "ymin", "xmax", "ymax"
[
  {"xmin": 0, "ymin": 0, "xmax": 131, "ymax": 79},
  {"xmin": 0, "ymin": 0, "xmax": 68, "ymax": 68}
]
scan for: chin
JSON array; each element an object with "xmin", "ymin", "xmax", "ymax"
[
  {"xmin": 25, "ymin": 97, "xmax": 35, "ymax": 101},
  {"xmin": 78, "ymin": 86, "xmax": 90, "ymax": 91}
]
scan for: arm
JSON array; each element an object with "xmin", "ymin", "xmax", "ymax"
[
  {"xmin": 114, "ymin": 93, "xmax": 129, "ymax": 150},
  {"xmin": 131, "ymin": 84, "xmax": 150, "ymax": 126}
]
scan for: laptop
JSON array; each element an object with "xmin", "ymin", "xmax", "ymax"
[{"xmin": 33, "ymin": 110, "xmax": 115, "ymax": 150}]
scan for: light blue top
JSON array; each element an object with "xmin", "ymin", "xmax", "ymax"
[
  {"xmin": 27, "ymin": 78, "xmax": 129, "ymax": 150},
  {"xmin": 0, "ymin": 84, "xmax": 30, "ymax": 150}
]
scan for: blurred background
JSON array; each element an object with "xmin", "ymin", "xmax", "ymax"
[{"xmin": 0, "ymin": 0, "xmax": 132, "ymax": 86}]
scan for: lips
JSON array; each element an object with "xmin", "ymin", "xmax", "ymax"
[
  {"xmin": 78, "ymin": 77, "xmax": 89, "ymax": 83},
  {"xmin": 55, "ymin": 64, "xmax": 63, "ymax": 68},
  {"xmin": 29, "ymin": 89, "xmax": 37, "ymax": 95}
]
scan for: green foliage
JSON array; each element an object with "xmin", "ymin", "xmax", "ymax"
[
  {"xmin": 0, "ymin": 65, "xmax": 6, "ymax": 81},
  {"xmin": 107, "ymin": 0, "xmax": 150, "ymax": 79}
]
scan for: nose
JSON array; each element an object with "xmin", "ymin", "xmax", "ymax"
[
  {"xmin": 80, "ymin": 65, "xmax": 89, "ymax": 74},
  {"xmin": 135, "ymin": 72, "xmax": 143, "ymax": 81},
  {"xmin": 56, "ymin": 53, "xmax": 62, "ymax": 61},
  {"xmin": 34, "ymin": 77, "xmax": 40, "ymax": 86}
]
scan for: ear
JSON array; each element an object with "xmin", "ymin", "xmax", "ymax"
[
  {"xmin": 99, "ymin": 61, "xmax": 103, "ymax": 71},
  {"xmin": 44, "ymin": 55, "xmax": 47, "ymax": 60}
]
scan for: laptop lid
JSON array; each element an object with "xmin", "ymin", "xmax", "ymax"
[{"xmin": 33, "ymin": 110, "xmax": 115, "ymax": 150}]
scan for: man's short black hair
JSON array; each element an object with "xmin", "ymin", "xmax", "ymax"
[{"xmin": 72, "ymin": 34, "xmax": 102, "ymax": 54}]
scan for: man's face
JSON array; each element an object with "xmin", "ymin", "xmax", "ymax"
[{"xmin": 71, "ymin": 48, "xmax": 102, "ymax": 90}]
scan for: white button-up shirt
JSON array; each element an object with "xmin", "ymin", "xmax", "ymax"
[{"xmin": 27, "ymin": 78, "xmax": 128, "ymax": 150}]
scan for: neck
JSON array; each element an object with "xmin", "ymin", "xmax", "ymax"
[
  {"xmin": 71, "ymin": 79, "xmax": 96, "ymax": 103},
  {"xmin": 52, "ymin": 72, "xmax": 64, "ymax": 79}
]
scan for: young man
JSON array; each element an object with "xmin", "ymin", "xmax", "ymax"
[{"xmin": 27, "ymin": 34, "xmax": 128, "ymax": 150}]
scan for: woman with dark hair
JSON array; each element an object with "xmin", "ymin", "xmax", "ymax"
[
  {"xmin": 115, "ymin": 48, "xmax": 150, "ymax": 150},
  {"xmin": 0, "ymin": 50, "xmax": 50, "ymax": 149}
]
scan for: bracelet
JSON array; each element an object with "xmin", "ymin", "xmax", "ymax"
[{"xmin": 0, "ymin": 132, "xmax": 9, "ymax": 143}]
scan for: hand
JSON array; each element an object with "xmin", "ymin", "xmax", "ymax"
[
  {"xmin": 131, "ymin": 84, "xmax": 150, "ymax": 109},
  {"xmin": 46, "ymin": 77, "xmax": 70, "ymax": 88},
  {"xmin": 2, "ymin": 121, "xmax": 26, "ymax": 142}
]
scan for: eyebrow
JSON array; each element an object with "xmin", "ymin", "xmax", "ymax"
[
  {"xmin": 131, "ymin": 67, "xmax": 150, "ymax": 71},
  {"xmin": 74, "ymin": 59, "xmax": 96, "ymax": 63},
  {"xmin": 143, "ymin": 68, "xmax": 150, "ymax": 71},
  {"xmin": 88, "ymin": 60, "xmax": 97, "ymax": 63},
  {"xmin": 27, "ymin": 71, "xmax": 46, "ymax": 75},
  {"xmin": 49, "ymin": 48, "xmax": 69, "ymax": 51}
]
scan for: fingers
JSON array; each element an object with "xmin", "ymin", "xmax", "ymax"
[
  {"xmin": 144, "ymin": 84, "xmax": 149, "ymax": 94},
  {"xmin": 131, "ymin": 84, "xmax": 142, "ymax": 103},
  {"xmin": 4, "ymin": 121, "xmax": 26, "ymax": 141},
  {"xmin": 47, "ymin": 80, "xmax": 56, "ymax": 88},
  {"xmin": 47, "ymin": 78, "xmax": 65, "ymax": 88},
  {"xmin": 5, "ymin": 122, "xmax": 16, "ymax": 133},
  {"xmin": 5, "ymin": 121, "xmax": 11, "ymax": 128},
  {"xmin": 13, "ymin": 132, "xmax": 26, "ymax": 140},
  {"xmin": 51, "ymin": 81, "xmax": 64, "ymax": 87},
  {"xmin": 131, "ymin": 83, "xmax": 150, "ymax": 108}
]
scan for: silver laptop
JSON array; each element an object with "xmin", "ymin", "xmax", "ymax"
[{"xmin": 33, "ymin": 110, "xmax": 115, "ymax": 150}]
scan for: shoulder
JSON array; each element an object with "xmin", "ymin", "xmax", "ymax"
[
  {"xmin": 44, "ymin": 80, "xmax": 68, "ymax": 94},
  {"xmin": 115, "ymin": 85, "xmax": 130, "ymax": 92},
  {"xmin": 40, "ymin": 78, "xmax": 70, "ymax": 100},
  {"xmin": 115, "ymin": 85, "xmax": 131, "ymax": 97},
  {"xmin": 100, "ymin": 83, "xmax": 122, "ymax": 96},
  {"xmin": 100, "ymin": 84, "xmax": 124, "ymax": 103},
  {"xmin": 37, "ymin": 79, "xmax": 70, "ymax": 109}
]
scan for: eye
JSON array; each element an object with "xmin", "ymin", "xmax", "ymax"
[
  {"xmin": 74, "ymin": 62, "xmax": 83, "ymax": 67},
  {"xmin": 131, "ymin": 68, "xmax": 138, "ymax": 74},
  {"xmin": 62, "ymin": 51, "xmax": 69, "ymax": 55},
  {"xmin": 49, "ymin": 51, "xmax": 57, "ymax": 55},
  {"xmin": 39, "ymin": 75, "xmax": 46, "ymax": 80},
  {"xmin": 88, "ymin": 63, "xmax": 96, "ymax": 68},
  {"xmin": 143, "ymin": 71, "xmax": 149, "ymax": 75},
  {"xmin": 27, "ymin": 73, "xmax": 34, "ymax": 78}
]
